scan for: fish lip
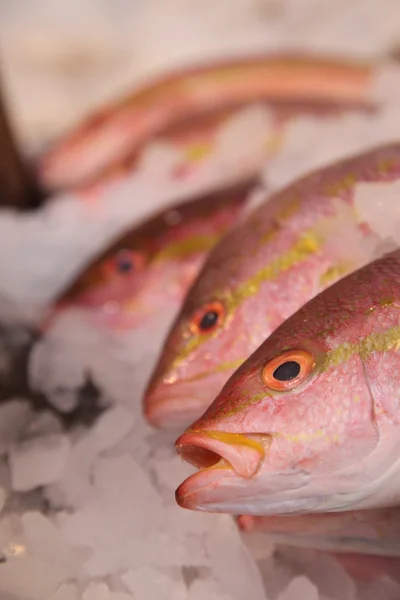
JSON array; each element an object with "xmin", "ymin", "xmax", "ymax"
[
  {"xmin": 175, "ymin": 466, "xmax": 320, "ymax": 514},
  {"xmin": 175, "ymin": 467, "xmax": 238, "ymax": 510},
  {"xmin": 175, "ymin": 430, "xmax": 270, "ymax": 478}
]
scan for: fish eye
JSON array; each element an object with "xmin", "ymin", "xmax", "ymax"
[
  {"xmin": 114, "ymin": 250, "xmax": 138, "ymax": 274},
  {"xmin": 261, "ymin": 349, "xmax": 316, "ymax": 391},
  {"xmin": 189, "ymin": 301, "xmax": 225, "ymax": 335}
]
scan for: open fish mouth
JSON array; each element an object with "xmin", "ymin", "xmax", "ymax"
[
  {"xmin": 175, "ymin": 430, "xmax": 271, "ymax": 477},
  {"xmin": 175, "ymin": 429, "xmax": 275, "ymax": 512}
]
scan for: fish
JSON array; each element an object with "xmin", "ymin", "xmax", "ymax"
[
  {"xmin": 49, "ymin": 178, "xmax": 256, "ymax": 331},
  {"xmin": 241, "ymin": 510, "xmax": 400, "ymax": 584},
  {"xmin": 174, "ymin": 248, "xmax": 400, "ymax": 521},
  {"xmin": 38, "ymin": 54, "xmax": 374, "ymax": 191},
  {"xmin": 238, "ymin": 508, "xmax": 400, "ymax": 558},
  {"xmin": 143, "ymin": 142, "xmax": 400, "ymax": 428}
]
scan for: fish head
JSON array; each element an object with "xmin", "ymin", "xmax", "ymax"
[
  {"xmin": 144, "ymin": 143, "xmax": 400, "ymax": 429},
  {"xmin": 175, "ymin": 249, "xmax": 400, "ymax": 516},
  {"xmin": 142, "ymin": 211, "xmax": 278, "ymax": 428},
  {"xmin": 47, "ymin": 180, "xmax": 255, "ymax": 331}
]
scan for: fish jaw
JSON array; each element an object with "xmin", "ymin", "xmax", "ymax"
[
  {"xmin": 143, "ymin": 367, "xmax": 236, "ymax": 428},
  {"xmin": 144, "ymin": 382, "xmax": 216, "ymax": 429},
  {"xmin": 175, "ymin": 457, "xmax": 315, "ymax": 515},
  {"xmin": 174, "ymin": 451, "xmax": 399, "ymax": 517},
  {"xmin": 175, "ymin": 425, "xmax": 315, "ymax": 515}
]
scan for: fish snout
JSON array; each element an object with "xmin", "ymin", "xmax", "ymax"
[
  {"xmin": 143, "ymin": 381, "xmax": 213, "ymax": 429},
  {"xmin": 175, "ymin": 430, "xmax": 271, "ymax": 478}
]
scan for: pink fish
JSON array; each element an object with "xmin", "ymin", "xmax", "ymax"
[
  {"xmin": 143, "ymin": 143, "xmax": 400, "ymax": 428},
  {"xmin": 49, "ymin": 179, "xmax": 256, "ymax": 330},
  {"xmin": 174, "ymin": 248, "xmax": 400, "ymax": 521},
  {"xmin": 238, "ymin": 508, "xmax": 400, "ymax": 558},
  {"xmin": 38, "ymin": 54, "xmax": 374, "ymax": 191}
]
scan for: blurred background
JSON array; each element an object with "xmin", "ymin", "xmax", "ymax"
[{"xmin": 1, "ymin": 0, "xmax": 400, "ymax": 156}]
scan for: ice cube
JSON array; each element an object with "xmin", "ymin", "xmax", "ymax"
[
  {"xmin": 306, "ymin": 554, "xmax": 356, "ymax": 600},
  {"xmin": 281, "ymin": 549, "xmax": 356, "ymax": 600},
  {"xmin": 50, "ymin": 583, "xmax": 80, "ymax": 600},
  {"xmin": 241, "ymin": 531, "xmax": 275, "ymax": 561},
  {"xmin": 205, "ymin": 515, "xmax": 267, "ymax": 600},
  {"xmin": 187, "ymin": 578, "xmax": 234, "ymax": 600},
  {"xmin": 163, "ymin": 504, "xmax": 211, "ymax": 536},
  {"xmin": 353, "ymin": 180, "xmax": 400, "ymax": 242},
  {"xmin": 91, "ymin": 454, "xmax": 164, "ymax": 521},
  {"xmin": 24, "ymin": 410, "xmax": 63, "ymax": 438},
  {"xmin": 28, "ymin": 316, "xmax": 90, "ymax": 412},
  {"xmin": 263, "ymin": 112, "xmax": 374, "ymax": 194},
  {"xmin": 83, "ymin": 582, "xmax": 111, "ymax": 600},
  {"xmin": 82, "ymin": 529, "xmax": 209, "ymax": 578},
  {"xmin": 121, "ymin": 566, "xmax": 186, "ymax": 600},
  {"xmin": 0, "ymin": 399, "xmax": 32, "ymax": 455},
  {"xmin": 0, "ymin": 486, "xmax": 6, "ymax": 513},
  {"xmin": 83, "ymin": 582, "xmax": 133, "ymax": 600},
  {"xmin": 151, "ymin": 454, "xmax": 196, "ymax": 498},
  {"xmin": 77, "ymin": 405, "xmax": 134, "ymax": 457},
  {"xmin": 22, "ymin": 511, "xmax": 90, "ymax": 577},
  {"xmin": 46, "ymin": 406, "xmax": 134, "ymax": 509},
  {"xmin": 0, "ymin": 556, "xmax": 67, "ymax": 600},
  {"xmin": 258, "ymin": 553, "xmax": 297, "ymax": 600},
  {"xmin": 29, "ymin": 308, "xmax": 172, "ymax": 413},
  {"xmin": 8, "ymin": 433, "xmax": 70, "ymax": 492},
  {"xmin": 277, "ymin": 576, "xmax": 319, "ymax": 600},
  {"xmin": 0, "ymin": 514, "xmax": 27, "ymax": 559},
  {"xmin": 58, "ymin": 454, "xmax": 175, "ymax": 576}
]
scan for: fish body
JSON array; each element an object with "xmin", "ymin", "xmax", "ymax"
[
  {"xmin": 238, "ymin": 508, "xmax": 400, "ymax": 558},
  {"xmin": 50, "ymin": 179, "xmax": 256, "ymax": 330},
  {"xmin": 39, "ymin": 54, "xmax": 374, "ymax": 191},
  {"xmin": 144, "ymin": 143, "xmax": 400, "ymax": 428},
  {"xmin": 174, "ymin": 249, "xmax": 400, "ymax": 521}
]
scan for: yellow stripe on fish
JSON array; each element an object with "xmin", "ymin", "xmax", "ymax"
[
  {"xmin": 223, "ymin": 320, "xmax": 400, "ymax": 419},
  {"xmin": 169, "ymin": 197, "xmax": 364, "ymax": 374},
  {"xmin": 323, "ymin": 323, "xmax": 400, "ymax": 371},
  {"xmin": 170, "ymin": 228, "xmax": 323, "ymax": 369},
  {"xmin": 155, "ymin": 233, "xmax": 222, "ymax": 262}
]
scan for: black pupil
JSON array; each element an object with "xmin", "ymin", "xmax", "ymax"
[
  {"xmin": 199, "ymin": 310, "xmax": 219, "ymax": 331},
  {"xmin": 116, "ymin": 253, "xmax": 133, "ymax": 273},
  {"xmin": 273, "ymin": 360, "xmax": 301, "ymax": 382}
]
